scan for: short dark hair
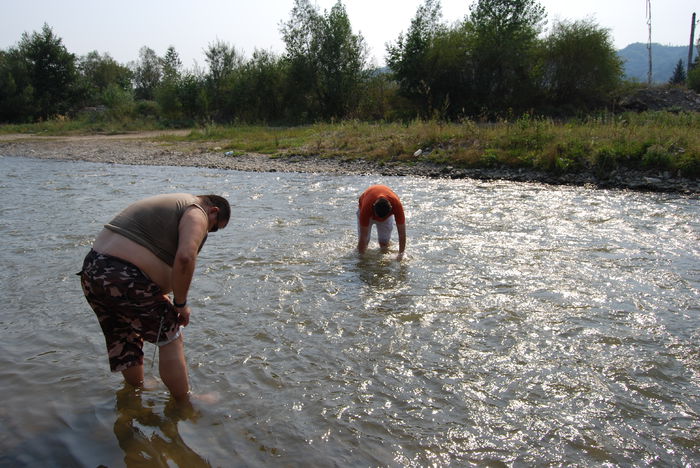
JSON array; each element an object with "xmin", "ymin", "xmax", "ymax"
[
  {"xmin": 373, "ymin": 197, "xmax": 392, "ymax": 218},
  {"xmin": 199, "ymin": 194, "xmax": 231, "ymax": 224}
]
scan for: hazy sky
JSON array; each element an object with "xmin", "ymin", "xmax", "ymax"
[{"xmin": 1, "ymin": 0, "xmax": 697, "ymax": 69}]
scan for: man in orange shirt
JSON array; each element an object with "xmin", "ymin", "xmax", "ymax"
[{"xmin": 357, "ymin": 184, "xmax": 406, "ymax": 259}]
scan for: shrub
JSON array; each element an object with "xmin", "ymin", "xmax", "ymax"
[
  {"xmin": 677, "ymin": 151, "xmax": 700, "ymax": 177},
  {"xmin": 641, "ymin": 144, "xmax": 674, "ymax": 171},
  {"xmin": 688, "ymin": 66, "xmax": 700, "ymax": 93},
  {"xmin": 134, "ymin": 100, "xmax": 160, "ymax": 118},
  {"xmin": 101, "ymin": 84, "xmax": 134, "ymax": 119}
]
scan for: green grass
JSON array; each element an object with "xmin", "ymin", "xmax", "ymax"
[
  {"xmin": 0, "ymin": 116, "xmax": 163, "ymax": 135},
  {"xmin": 4, "ymin": 111, "xmax": 700, "ymax": 178}
]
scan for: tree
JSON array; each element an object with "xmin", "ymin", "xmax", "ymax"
[
  {"xmin": 0, "ymin": 47, "xmax": 36, "ymax": 122},
  {"xmin": 156, "ymin": 46, "xmax": 186, "ymax": 122},
  {"xmin": 422, "ymin": 24, "xmax": 475, "ymax": 119},
  {"xmin": 280, "ymin": 0, "xmax": 368, "ymax": 121},
  {"xmin": 161, "ymin": 46, "xmax": 182, "ymax": 83},
  {"xmin": 13, "ymin": 23, "xmax": 79, "ymax": 120},
  {"xmin": 78, "ymin": 51, "xmax": 132, "ymax": 105},
  {"xmin": 669, "ymin": 59, "xmax": 686, "ymax": 85},
  {"xmin": 467, "ymin": 0, "xmax": 546, "ymax": 115},
  {"xmin": 230, "ymin": 49, "xmax": 285, "ymax": 123},
  {"xmin": 205, "ymin": 40, "xmax": 241, "ymax": 87},
  {"xmin": 204, "ymin": 39, "xmax": 242, "ymax": 120},
  {"xmin": 316, "ymin": 2, "xmax": 368, "ymax": 118},
  {"xmin": 280, "ymin": 0, "xmax": 322, "ymax": 121},
  {"xmin": 541, "ymin": 19, "xmax": 622, "ymax": 111},
  {"xmin": 132, "ymin": 46, "xmax": 162, "ymax": 100},
  {"xmin": 386, "ymin": 0, "xmax": 445, "ymax": 117}
]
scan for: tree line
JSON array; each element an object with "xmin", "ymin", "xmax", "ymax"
[{"xmin": 1, "ymin": 0, "xmax": 698, "ymax": 126}]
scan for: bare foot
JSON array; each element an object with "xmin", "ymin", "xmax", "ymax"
[
  {"xmin": 142, "ymin": 375, "xmax": 160, "ymax": 389},
  {"xmin": 191, "ymin": 391, "xmax": 221, "ymax": 404}
]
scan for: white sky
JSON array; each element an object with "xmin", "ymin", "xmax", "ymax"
[{"xmin": 1, "ymin": 0, "xmax": 697, "ymax": 69}]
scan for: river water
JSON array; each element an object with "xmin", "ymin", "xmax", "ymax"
[{"xmin": 0, "ymin": 155, "xmax": 698, "ymax": 467}]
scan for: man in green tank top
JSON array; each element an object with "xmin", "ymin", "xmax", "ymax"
[{"xmin": 79, "ymin": 193, "xmax": 231, "ymax": 401}]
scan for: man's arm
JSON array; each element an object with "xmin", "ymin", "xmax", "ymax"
[
  {"xmin": 396, "ymin": 223, "xmax": 406, "ymax": 258},
  {"xmin": 357, "ymin": 224, "xmax": 371, "ymax": 254},
  {"xmin": 172, "ymin": 207, "xmax": 209, "ymax": 326}
]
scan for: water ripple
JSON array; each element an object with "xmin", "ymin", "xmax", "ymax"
[{"xmin": 1, "ymin": 156, "xmax": 699, "ymax": 466}]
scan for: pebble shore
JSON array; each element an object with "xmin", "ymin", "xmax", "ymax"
[{"xmin": 1, "ymin": 134, "xmax": 698, "ymax": 194}]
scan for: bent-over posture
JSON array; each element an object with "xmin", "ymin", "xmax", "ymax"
[
  {"xmin": 357, "ymin": 184, "xmax": 406, "ymax": 259},
  {"xmin": 79, "ymin": 193, "xmax": 230, "ymax": 400}
]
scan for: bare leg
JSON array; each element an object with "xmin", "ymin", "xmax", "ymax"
[
  {"xmin": 159, "ymin": 335, "xmax": 190, "ymax": 400},
  {"xmin": 121, "ymin": 364, "xmax": 145, "ymax": 388}
]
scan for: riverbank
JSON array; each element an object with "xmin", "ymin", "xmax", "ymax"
[{"xmin": 1, "ymin": 132, "xmax": 698, "ymax": 194}]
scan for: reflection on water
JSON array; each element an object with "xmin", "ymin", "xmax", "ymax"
[
  {"xmin": 113, "ymin": 387, "xmax": 210, "ymax": 468},
  {"xmin": 0, "ymin": 156, "xmax": 699, "ymax": 467}
]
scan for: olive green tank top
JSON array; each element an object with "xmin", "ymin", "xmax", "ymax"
[{"xmin": 104, "ymin": 193, "xmax": 207, "ymax": 266}]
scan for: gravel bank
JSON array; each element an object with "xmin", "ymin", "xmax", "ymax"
[{"xmin": 1, "ymin": 134, "xmax": 698, "ymax": 194}]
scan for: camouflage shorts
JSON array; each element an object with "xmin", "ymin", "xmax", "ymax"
[{"xmin": 79, "ymin": 249, "xmax": 181, "ymax": 372}]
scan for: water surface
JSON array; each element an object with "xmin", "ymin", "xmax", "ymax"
[{"xmin": 0, "ymin": 156, "xmax": 698, "ymax": 467}]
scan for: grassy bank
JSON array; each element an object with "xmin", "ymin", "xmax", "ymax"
[{"xmin": 3, "ymin": 111, "xmax": 700, "ymax": 178}]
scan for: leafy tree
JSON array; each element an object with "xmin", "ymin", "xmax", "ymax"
[
  {"xmin": 354, "ymin": 70, "xmax": 402, "ymax": 121},
  {"xmin": 467, "ymin": 0, "xmax": 546, "ymax": 115},
  {"xmin": 100, "ymin": 83, "xmax": 135, "ymax": 120},
  {"xmin": 0, "ymin": 47, "xmax": 37, "ymax": 122},
  {"xmin": 229, "ymin": 49, "xmax": 285, "ymax": 123},
  {"xmin": 280, "ymin": 0, "xmax": 368, "ymax": 121},
  {"xmin": 132, "ymin": 46, "xmax": 162, "ymax": 100},
  {"xmin": 161, "ymin": 46, "xmax": 182, "ymax": 82},
  {"xmin": 315, "ymin": 2, "xmax": 368, "ymax": 119},
  {"xmin": 204, "ymin": 39, "xmax": 243, "ymax": 121},
  {"xmin": 541, "ymin": 19, "xmax": 622, "ymax": 111},
  {"xmin": 156, "ymin": 46, "xmax": 186, "ymax": 123},
  {"xmin": 176, "ymin": 71, "xmax": 208, "ymax": 122},
  {"xmin": 78, "ymin": 51, "xmax": 132, "ymax": 105},
  {"xmin": 11, "ymin": 23, "xmax": 79, "ymax": 120},
  {"xmin": 669, "ymin": 59, "xmax": 686, "ymax": 85},
  {"xmin": 280, "ymin": 0, "xmax": 321, "ymax": 121},
  {"xmin": 422, "ymin": 24, "xmax": 474, "ymax": 119},
  {"xmin": 386, "ymin": 0, "xmax": 445, "ymax": 117}
]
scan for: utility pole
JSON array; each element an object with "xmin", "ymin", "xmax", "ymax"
[
  {"xmin": 646, "ymin": 0, "xmax": 652, "ymax": 84},
  {"xmin": 689, "ymin": 12, "xmax": 697, "ymax": 76}
]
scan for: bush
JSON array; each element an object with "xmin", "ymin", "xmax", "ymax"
[
  {"xmin": 688, "ymin": 65, "xmax": 700, "ymax": 93},
  {"xmin": 134, "ymin": 100, "xmax": 160, "ymax": 118},
  {"xmin": 677, "ymin": 151, "xmax": 700, "ymax": 177},
  {"xmin": 101, "ymin": 84, "xmax": 134, "ymax": 119},
  {"xmin": 641, "ymin": 144, "xmax": 674, "ymax": 171}
]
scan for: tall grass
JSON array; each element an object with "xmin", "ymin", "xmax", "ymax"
[
  {"xmin": 3, "ymin": 111, "xmax": 699, "ymax": 177},
  {"xmin": 174, "ymin": 113, "xmax": 699, "ymax": 177}
]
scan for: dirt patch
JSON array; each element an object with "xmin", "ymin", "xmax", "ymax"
[
  {"xmin": 0, "ymin": 129, "xmax": 191, "ymax": 142},
  {"xmin": 619, "ymin": 86, "xmax": 700, "ymax": 112}
]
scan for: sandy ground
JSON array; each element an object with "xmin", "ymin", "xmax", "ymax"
[
  {"xmin": 1, "ymin": 131, "xmax": 698, "ymax": 193},
  {"xmin": 0, "ymin": 131, "xmax": 386, "ymax": 175}
]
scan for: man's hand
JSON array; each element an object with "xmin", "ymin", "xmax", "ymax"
[{"xmin": 176, "ymin": 305, "xmax": 191, "ymax": 327}]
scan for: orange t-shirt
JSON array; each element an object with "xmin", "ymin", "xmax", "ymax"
[{"xmin": 358, "ymin": 185, "xmax": 405, "ymax": 227}]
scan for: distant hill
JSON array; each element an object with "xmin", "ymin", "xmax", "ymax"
[{"xmin": 618, "ymin": 42, "xmax": 696, "ymax": 83}]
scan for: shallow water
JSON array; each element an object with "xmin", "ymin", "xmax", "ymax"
[{"xmin": 0, "ymin": 155, "xmax": 698, "ymax": 467}]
